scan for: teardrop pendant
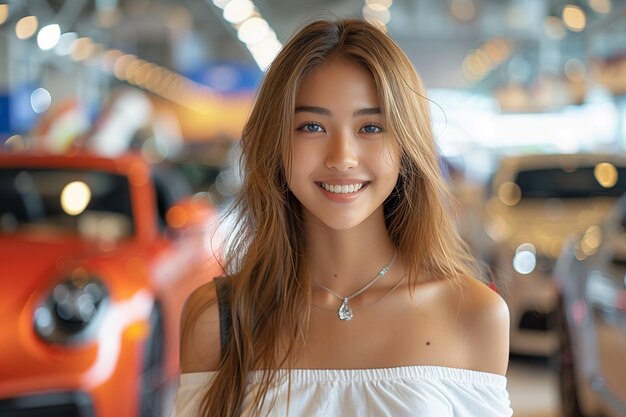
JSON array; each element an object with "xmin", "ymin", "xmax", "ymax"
[{"xmin": 338, "ymin": 298, "xmax": 353, "ymax": 321}]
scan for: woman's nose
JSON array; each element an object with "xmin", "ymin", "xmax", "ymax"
[{"xmin": 325, "ymin": 131, "xmax": 358, "ymax": 171}]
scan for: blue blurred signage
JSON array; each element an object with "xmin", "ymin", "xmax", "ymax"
[
  {"xmin": 185, "ymin": 62, "xmax": 261, "ymax": 95},
  {"xmin": 0, "ymin": 85, "xmax": 38, "ymax": 136}
]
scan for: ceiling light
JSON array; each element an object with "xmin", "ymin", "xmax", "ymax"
[
  {"xmin": 70, "ymin": 37, "xmax": 95, "ymax": 61},
  {"xmin": 212, "ymin": 0, "xmax": 231, "ymax": 9},
  {"xmin": 16, "ymin": 16, "xmax": 38, "ymax": 40},
  {"xmin": 362, "ymin": 5, "xmax": 391, "ymax": 25},
  {"xmin": 450, "ymin": 0, "xmax": 476, "ymax": 21},
  {"xmin": 37, "ymin": 24, "xmax": 61, "ymax": 51},
  {"xmin": 562, "ymin": 5, "xmax": 586, "ymax": 32},
  {"xmin": 248, "ymin": 36, "xmax": 281, "ymax": 70},
  {"xmin": 588, "ymin": 0, "xmax": 611, "ymax": 13},
  {"xmin": 54, "ymin": 32, "xmax": 77, "ymax": 55},
  {"xmin": 0, "ymin": 5, "xmax": 9, "ymax": 26},
  {"xmin": 223, "ymin": 0, "xmax": 254, "ymax": 24},
  {"xmin": 366, "ymin": 0, "xmax": 392, "ymax": 8},
  {"xmin": 113, "ymin": 54, "xmax": 136, "ymax": 79},
  {"xmin": 30, "ymin": 88, "xmax": 52, "ymax": 113},
  {"xmin": 564, "ymin": 58, "xmax": 585, "ymax": 82},
  {"xmin": 237, "ymin": 17, "xmax": 270, "ymax": 44}
]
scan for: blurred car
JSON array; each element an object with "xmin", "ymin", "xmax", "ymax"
[
  {"xmin": 554, "ymin": 194, "xmax": 626, "ymax": 417},
  {"xmin": 480, "ymin": 153, "xmax": 626, "ymax": 356},
  {"xmin": 0, "ymin": 152, "xmax": 222, "ymax": 416},
  {"xmin": 170, "ymin": 141, "xmax": 241, "ymax": 209}
]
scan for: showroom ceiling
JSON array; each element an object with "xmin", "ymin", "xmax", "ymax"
[{"xmin": 4, "ymin": 0, "xmax": 626, "ymax": 92}]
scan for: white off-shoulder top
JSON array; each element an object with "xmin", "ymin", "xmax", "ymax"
[{"xmin": 174, "ymin": 365, "xmax": 513, "ymax": 416}]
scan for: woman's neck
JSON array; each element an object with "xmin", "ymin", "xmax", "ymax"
[{"xmin": 303, "ymin": 208, "xmax": 400, "ymax": 294}]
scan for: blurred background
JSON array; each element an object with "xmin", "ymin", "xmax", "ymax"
[{"xmin": 1, "ymin": 0, "xmax": 626, "ymax": 416}]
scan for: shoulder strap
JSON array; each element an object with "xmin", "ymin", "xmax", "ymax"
[{"xmin": 213, "ymin": 276, "xmax": 232, "ymax": 357}]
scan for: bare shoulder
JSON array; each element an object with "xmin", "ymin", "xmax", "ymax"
[
  {"xmin": 179, "ymin": 279, "xmax": 222, "ymax": 373},
  {"xmin": 454, "ymin": 275, "xmax": 510, "ymax": 375}
]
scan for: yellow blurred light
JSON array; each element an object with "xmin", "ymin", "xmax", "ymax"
[
  {"xmin": 125, "ymin": 59, "xmax": 145, "ymax": 84},
  {"xmin": 155, "ymin": 72, "xmax": 177, "ymax": 95},
  {"xmin": 483, "ymin": 38, "xmax": 510, "ymax": 63},
  {"xmin": 498, "ymin": 182, "xmax": 522, "ymax": 206},
  {"xmin": 102, "ymin": 49, "xmax": 124, "ymax": 72},
  {"xmin": 589, "ymin": 0, "xmax": 611, "ymax": 13},
  {"xmin": 0, "ymin": 5, "xmax": 8, "ymax": 26},
  {"xmin": 463, "ymin": 54, "xmax": 488, "ymax": 79},
  {"xmin": 143, "ymin": 67, "xmax": 164, "ymax": 90},
  {"xmin": 165, "ymin": 77, "xmax": 185, "ymax": 98},
  {"xmin": 134, "ymin": 62, "xmax": 155, "ymax": 86},
  {"xmin": 60, "ymin": 181, "xmax": 92, "ymax": 216},
  {"xmin": 113, "ymin": 54, "xmax": 136, "ymax": 80},
  {"xmin": 594, "ymin": 162, "xmax": 618, "ymax": 188},
  {"xmin": 16, "ymin": 16, "xmax": 38, "ymax": 40},
  {"xmin": 582, "ymin": 225, "xmax": 602, "ymax": 253},
  {"xmin": 450, "ymin": 0, "xmax": 476, "ymax": 21},
  {"xmin": 562, "ymin": 5, "xmax": 586, "ymax": 32},
  {"xmin": 70, "ymin": 37, "xmax": 94, "ymax": 61},
  {"xmin": 474, "ymin": 49, "xmax": 492, "ymax": 70}
]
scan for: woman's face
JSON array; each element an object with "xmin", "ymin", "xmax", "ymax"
[{"xmin": 288, "ymin": 57, "xmax": 400, "ymax": 231}]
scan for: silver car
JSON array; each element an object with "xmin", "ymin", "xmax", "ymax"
[{"xmin": 554, "ymin": 194, "xmax": 626, "ymax": 417}]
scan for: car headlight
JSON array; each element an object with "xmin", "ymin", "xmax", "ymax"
[
  {"xmin": 513, "ymin": 243, "xmax": 537, "ymax": 275},
  {"xmin": 34, "ymin": 269, "xmax": 109, "ymax": 345}
]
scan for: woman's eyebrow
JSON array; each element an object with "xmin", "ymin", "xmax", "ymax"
[
  {"xmin": 353, "ymin": 107, "xmax": 381, "ymax": 116},
  {"xmin": 295, "ymin": 106, "xmax": 330, "ymax": 115},
  {"xmin": 294, "ymin": 106, "xmax": 381, "ymax": 117}
]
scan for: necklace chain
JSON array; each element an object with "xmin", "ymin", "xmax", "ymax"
[{"xmin": 314, "ymin": 250, "xmax": 397, "ymax": 321}]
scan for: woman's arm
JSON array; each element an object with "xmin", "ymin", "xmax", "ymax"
[
  {"xmin": 179, "ymin": 280, "xmax": 222, "ymax": 373},
  {"xmin": 458, "ymin": 276, "xmax": 511, "ymax": 376}
]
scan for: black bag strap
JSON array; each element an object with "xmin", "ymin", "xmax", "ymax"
[{"xmin": 214, "ymin": 276, "xmax": 232, "ymax": 357}]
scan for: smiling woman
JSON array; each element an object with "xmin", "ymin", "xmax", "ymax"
[
  {"xmin": 288, "ymin": 57, "xmax": 400, "ymax": 231},
  {"xmin": 176, "ymin": 18, "xmax": 512, "ymax": 417}
]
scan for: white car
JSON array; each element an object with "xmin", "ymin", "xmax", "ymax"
[{"xmin": 479, "ymin": 153, "xmax": 626, "ymax": 356}]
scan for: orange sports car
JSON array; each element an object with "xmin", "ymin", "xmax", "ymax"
[{"xmin": 0, "ymin": 151, "xmax": 223, "ymax": 416}]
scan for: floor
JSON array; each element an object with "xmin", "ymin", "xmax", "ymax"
[{"xmin": 507, "ymin": 356, "xmax": 561, "ymax": 417}]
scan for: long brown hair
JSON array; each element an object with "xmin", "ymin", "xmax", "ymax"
[{"xmin": 198, "ymin": 18, "xmax": 480, "ymax": 417}]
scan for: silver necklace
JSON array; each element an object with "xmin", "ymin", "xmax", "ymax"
[{"xmin": 314, "ymin": 250, "xmax": 397, "ymax": 321}]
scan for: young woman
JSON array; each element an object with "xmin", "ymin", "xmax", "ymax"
[{"xmin": 176, "ymin": 18, "xmax": 512, "ymax": 417}]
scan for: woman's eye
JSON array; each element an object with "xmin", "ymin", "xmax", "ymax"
[
  {"xmin": 299, "ymin": 123, "xmax": 325, "ymax": 133},
  {"xmin": 360, "ymin": 124, "xmax": 383, "ymax": 134}
]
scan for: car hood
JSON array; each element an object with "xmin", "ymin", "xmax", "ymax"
[
  {"xmin": 486, "ymin": 198, "xmax": 617, "ymax": 255},
  {"xmin": 0, "ymin": 234, "xmax": 96, "ymax": 316}
]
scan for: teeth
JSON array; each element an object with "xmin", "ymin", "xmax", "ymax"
[{"xmin": 321, "ymin": 182, "xmax": 364, "ymax": 194}]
